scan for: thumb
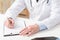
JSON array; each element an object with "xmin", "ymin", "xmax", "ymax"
[{"xmin": 8, "ymin": 18, "xmax": 14, "ymax": 24}]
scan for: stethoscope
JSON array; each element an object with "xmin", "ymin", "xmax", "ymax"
[
  {"xmin": 30, "ymin": 0, "xmax": 39, "ymax": 7},
  {"xmin": 30, "ymin": 0, "xmax": 49, "ymax": 7}
]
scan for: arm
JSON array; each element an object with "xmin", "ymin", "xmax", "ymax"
[
  {"xmin": 19, "ymin": 0, "xmax": 60, "ymax": 36},
  {"xmin": 37, "ymin": 0, "xmax": 60, "ymax": 30},
  {"xmin": 4, "ymin": 0, "xmax": 26, "ymax": 28},
  {"xmin": 5, "ymin": 0, "xmax": 26, "ymax": 20}
]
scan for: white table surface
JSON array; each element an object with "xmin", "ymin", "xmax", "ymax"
[{"xmin": 0, "ymin": 14, "xmax": 60, "ymax": 40}]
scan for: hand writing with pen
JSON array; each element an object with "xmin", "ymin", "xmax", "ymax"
[{"xmin": 4, "ymin": 18, "xmax": 14, "ymax": 29}]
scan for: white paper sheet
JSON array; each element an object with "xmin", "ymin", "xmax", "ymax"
[
  {"xmin": 3, "ymin": 18, "xmax": 36, "ymax": 36},
  {"xmin": 3, "ymin": 18, "xmax": 25, "ymax": 35}
]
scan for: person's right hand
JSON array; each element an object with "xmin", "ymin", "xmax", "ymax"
[{"xmin": 4, "ymin": 18, "xmax": 14, "ymax": 29}]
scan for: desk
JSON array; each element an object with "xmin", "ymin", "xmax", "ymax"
[{"xmin": 0, "ymin": 14, "xmax": 60, "ymax": 40}]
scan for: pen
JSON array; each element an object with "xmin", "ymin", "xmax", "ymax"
[
  {"xmin": 24, "ymin": 21, "xmax": 26, "ymax": 27},
  {"xmin": 24, "ymin": 21, "xmax": 29, "ymax": 34},
  {"xmin": 4, "ymin": 33, "xmax": 19, "ymax": 37}
]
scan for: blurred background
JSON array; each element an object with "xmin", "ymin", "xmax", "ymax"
[
  {"xmin": 0, "ymin": 0, "xmax": 29, "ymax": 18},
  {"xmin": 0, "ymin": 0, "xmax": 14, "ymax": 13}
]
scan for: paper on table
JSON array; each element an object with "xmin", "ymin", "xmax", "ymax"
[
  {"xmin": 3, "ymin": 18, "xmax": 36, "ymax": 36},
  {"xmin": 3, "ymin": 18, "xmax": 26, "ymax": 35}
]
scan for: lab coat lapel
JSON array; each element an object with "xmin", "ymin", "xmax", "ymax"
[
  {"xmin": 25, "ymin": 0, "xmax": 34, "ymax": 13},
  {"xmin": 25, "ymin": 0, "xmax": 32, "ymax": 9},
  {"xmin": 30, "ymin": 0, "xmax": 47, "ymax": 20}
]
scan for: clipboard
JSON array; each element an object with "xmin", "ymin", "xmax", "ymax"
[
  {"xmin": 3, "ymin": 18, "xmax": 26, "ymax": 37},
  {"xmin": 3, "ymin": 18, "xmax": 36, "ymax": 37}
]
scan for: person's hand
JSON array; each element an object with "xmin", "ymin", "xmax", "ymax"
[
  {"xmin": 4, "ymin": 18, "xmax": 14, "ymax": 29},
  {"xmin": 19, "ymin": 24, "xmax": 40, "ymax": 36}
]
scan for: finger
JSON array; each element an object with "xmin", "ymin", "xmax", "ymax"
[
  {"xmin": 8, "ymin": 22, "xmax": 14, "ymax": 29},
  {"xmin": 27, "ymin": 31, "xmax": 34, "ymax": 36},
  {"xmin": 20, "ymin": 28, "xmax": 29, "ymax": 36},
  {"xmin": 8, "ymin": 19, "xmax": 14, "ymax": 27},
  {"xmin": 20, "ymin": 26, "xmax": 30, "ymax": 33},
  {"xmin": 8, "ymin": 25, "xmax": 14, "ymax": 29},
  {"xmin": 21, "ymin": 30, "xmax": 31, "ymax": 36},
  {"xmin": 27, "ymin": 30, "xmax": 39, "ymax": 36},
  {"xmin": 20, "ymin": 26, "xmax": 33, "ymax": 36},
  {"xmin": 11, "ymin": 19, "xmax": 14, "ymax": 24},
  {"xmin": 20, "ymin": 27, "xmax": 32, "ymax": 36},
  {"xmin": 8, "ymin": 18, "xmax": 14, "ymax": 24},
  {"xmin": 20, "ymin": 27, "xmax": 28, "ymax": 33}
]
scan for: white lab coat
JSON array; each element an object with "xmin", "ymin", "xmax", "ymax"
[{"xmin": 5, "ymin": 0, "xmax": 60, "ymax": 29}]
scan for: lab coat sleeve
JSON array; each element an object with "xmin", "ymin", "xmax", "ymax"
[
  {"xmin": 36, "ymin": 0, "xmax": 60, "ymax": 30},
  {"xmin": 5, "ymin": 0, "xmax": 26, "ymax": 20},
  {"xmin": 39, "ymin": 24, "xmax": 47, "ymax": 31},
  {"xmin": 40, "ymin": 0, "xmax": 60, "ymax": 29}
]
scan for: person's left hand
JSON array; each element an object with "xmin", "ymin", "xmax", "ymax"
[{"xmin": 19, "ymin": 24, "xmax": 40, "ymax": 36}]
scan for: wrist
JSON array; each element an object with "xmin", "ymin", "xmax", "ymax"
[{"xmin": 36, "ymin": 21, "xmax": 48, "ymax": 31}]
